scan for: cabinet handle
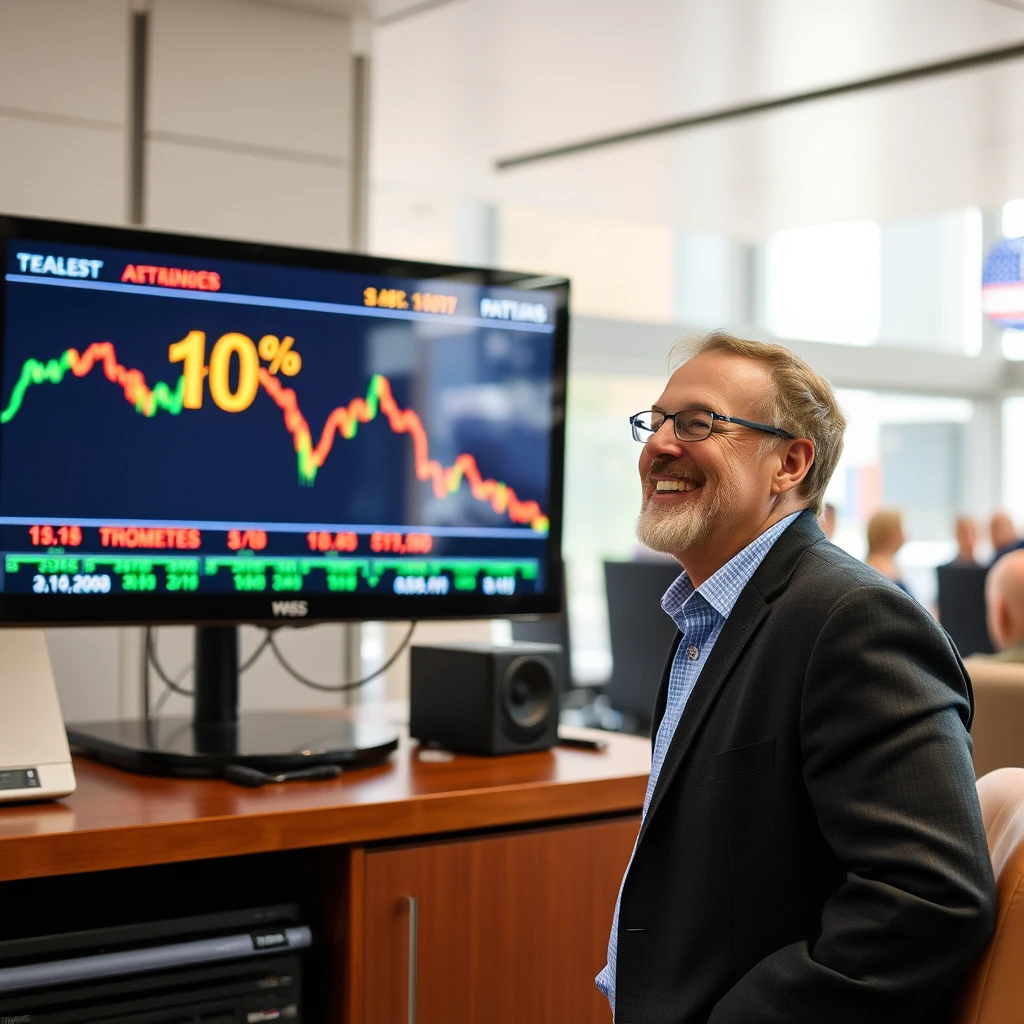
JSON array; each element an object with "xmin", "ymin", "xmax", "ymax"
[{"xmin": 403, "ymin": 895, "xmax": 418, "ymax": 1024}]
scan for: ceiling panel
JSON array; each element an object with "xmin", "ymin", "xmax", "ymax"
[{"xmin": 371, "ymin": 0, "xmax": 1024, "ymax": 235}]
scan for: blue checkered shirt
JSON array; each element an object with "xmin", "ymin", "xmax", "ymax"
[{"xmin": 596, "ymin": 512, "xmax": 801, "ymax": 1017}]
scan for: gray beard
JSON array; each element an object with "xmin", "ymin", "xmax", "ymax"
[{"xmin": 635, "ymin": 485, "xmax": 723, "ymax": 557}]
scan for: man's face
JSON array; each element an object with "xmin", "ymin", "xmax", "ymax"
[{"xmin": 636, "ymin": 351, "xmax": 785, "ymax": 561}]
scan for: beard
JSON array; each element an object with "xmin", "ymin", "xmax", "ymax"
[{"xmin": 635, "ymin": 464, "xmax": 724, "ymax": 557}]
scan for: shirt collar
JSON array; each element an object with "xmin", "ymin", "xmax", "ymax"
[{"xmin": 660, "ymin": 511, "xmax": 802, "ymax": 621}]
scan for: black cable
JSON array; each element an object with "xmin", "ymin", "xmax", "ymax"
[
  {"xmin": 145, "ymin": 627, "xmax": 194, "ymax": 697},
  {"xmin": 145, "ymin": 626, "xmax": 276, "ymax": 719},
  {"xmin": 267, "ymin": 620, "xmax": 417, "ymax": 693}
]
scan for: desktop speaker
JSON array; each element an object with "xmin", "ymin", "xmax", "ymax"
[{"xmin": 409, "ymin": 641, "xmax": 561, "ymax": 755}]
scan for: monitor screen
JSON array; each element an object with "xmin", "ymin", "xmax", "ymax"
[{"xmin": 0, "ymin": 216, "xmax": 568, "ymax": 625}]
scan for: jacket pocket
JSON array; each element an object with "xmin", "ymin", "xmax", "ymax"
[{"xmin": 699, "ymin": 737, "xmax": 775, "ymax": 786}]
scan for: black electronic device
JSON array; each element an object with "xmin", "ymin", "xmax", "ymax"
[
  {"xmin": 0, "ymin": 904, "xmax": 308, "ymax": 1022},
  {"xmin": 0, "ymin": 215, "xmax": 569, "ymax": 776},
  {"xmin": 409, "ymin": 641, "xmax": 561, "ymax": 755},
  {"xmin": 603, "ymin": 559, "xmax": 683, "ymax": 735},
  {"xmin": 937, "ymin": 563, "xmax": 994, "ymax": 657}
]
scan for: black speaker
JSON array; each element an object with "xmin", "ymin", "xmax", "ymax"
[{"xmin": 409, "ymin": 641, "xmax": 561, "ymax": 755}]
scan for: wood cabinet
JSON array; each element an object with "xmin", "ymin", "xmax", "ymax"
[
  {"xmin": 0, "ymin": 718, "xmax": 649, "ymax": 1024},
  {"xmin": 352, "ymin": 816, "xmax": 638, "ymax": 1024}
]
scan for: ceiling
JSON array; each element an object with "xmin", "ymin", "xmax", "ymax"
[{"xmin": 370, "ymin": 0, "xmax": 1024, "ymax": 239}]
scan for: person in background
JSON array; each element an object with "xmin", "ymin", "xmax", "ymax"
[
  {"xmin": 938, "ymin": 515, "xmax": 979, "ymax": 571},
  {"xmin": 990, "ymin": 510, "xmax": 1024, "ymax": 564},
  {"xmin": 865, "ymin": 509, "xmax": 910, "ymax": 594},
  {"xmin": 819, "ymin": 501, "xmax": 836, "ymax": 540},
  {"xmin": 982, "ymin": 549, "xmax": 1024, "ymax": 663}
]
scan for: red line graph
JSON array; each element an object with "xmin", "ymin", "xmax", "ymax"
[
  {"xmin": 258, "ymin": 369, "xmax": 549, "ymax": 532},
  {"xmin": 7, "ymin": 341, "xmax": 550, "ymax": 533}
]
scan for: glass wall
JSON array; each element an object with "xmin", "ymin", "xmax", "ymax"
[
  {"xmin": 761, "ymin": 211, "xmax": 982, "ymax": 354},
  {"xmin": 1004, "ymin": 397, "xmax": 1024, "ymax": 532}
]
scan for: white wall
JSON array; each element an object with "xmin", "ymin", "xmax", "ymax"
[
  {"xmin": 0, "ymin": 0, "xmax": 129, "ymax": 223},
  {"xmin": 146, "ymin": 0, "xmax": 352, "ymax": 248}
]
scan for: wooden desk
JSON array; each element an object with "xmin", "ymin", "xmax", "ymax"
[{"xmin": 0, "ymin": 718, "xmax": 648, "ymax": 1023}]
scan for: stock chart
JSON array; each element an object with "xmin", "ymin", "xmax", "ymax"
[{"xmin": 0, "ymin": 239, "xmax": 561, "ymax": 603}]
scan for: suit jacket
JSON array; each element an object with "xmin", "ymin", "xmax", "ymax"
[{"xmin": 614, "ymin": 510, "xmax": 996, "ymax": 1024}]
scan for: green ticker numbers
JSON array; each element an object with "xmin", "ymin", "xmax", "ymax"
[
  {"xmin": 166, "ymin": 573, "xmax": 200, "ymax": 592},
  {"xmin": 326, "ymin": 573, "xmax": 358, "ymax": 592},
  {"xmin": 233, "ymin": 573, "xmax": 267, "ymax": 592},
  {"xmin": 37, "ymin": 557, "xmax": 80, "ymax": 575},
  {"xmin": 272, "ymin": 573, "xmax": 303, "ymax": 592},
  {"xmin": 122, "ymin": 573, "xmax": 157, "ymax": 592}
]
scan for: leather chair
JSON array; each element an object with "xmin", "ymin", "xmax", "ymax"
[
  {"xmin": 955, "ymin": 767, "xmax": 1024, "ymax": 1023},
  {"xmin": 963, "ymin": 659, "xmax": 1024, "ymax": 778}
]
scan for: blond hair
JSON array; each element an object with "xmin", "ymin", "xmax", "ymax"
[
  {"xmin": 867, "ymin": 509, "xmax": 904, "ymax": 555},
  {"xmin": 673, "ymin": 330, "xmax": 846, "ymax": 515}
]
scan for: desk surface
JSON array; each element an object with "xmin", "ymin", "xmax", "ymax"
[{"xmin": 0, "ymin": 711, "xmax": 650, "ymax": 883}]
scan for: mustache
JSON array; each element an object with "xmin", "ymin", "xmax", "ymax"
[{"xmin": 645, "ymin": 460, "xmax": 707, "ymax": 486}]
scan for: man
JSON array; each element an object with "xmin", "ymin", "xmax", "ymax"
[
  {"xmin": 962, "ymin": 550, "xmax": 1024, "ymax": 778},
  {"xmin": 950, "ymin": 514, "xmax": 979, "ymax": 567},
  {"xmin": 598, "ymin": 331, "xmax": 995, "ymax": 1024},
  {"xmin": 983, "ymin": 549, "xmax": 1024, "ymax": 663},
  {"xmin": 989, "ymin": 510, "xmax": 1023, "ymax": 564}
]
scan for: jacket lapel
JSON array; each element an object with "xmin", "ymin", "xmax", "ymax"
[{"xmin": 636, "ymin": 510, "xmax": 824, "ymax": 846}]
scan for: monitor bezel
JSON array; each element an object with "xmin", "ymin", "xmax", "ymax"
[{"xmin": 0, "ymin": 214, "xmax": 569, "ymax": 626}]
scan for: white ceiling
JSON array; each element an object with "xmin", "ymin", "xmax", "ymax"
[{"xmin": 370, "ymin": 0, "xmax": 1024, "ymax": 238}]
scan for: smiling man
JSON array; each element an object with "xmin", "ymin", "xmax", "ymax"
[{"xmin": 597, "ymin": 331, "xmax": 995, "ymax": 1024}]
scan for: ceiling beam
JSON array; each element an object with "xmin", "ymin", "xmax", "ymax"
[{"xmin": 496, "ymin": 40, "xmax": 1024, "ymax": 172}]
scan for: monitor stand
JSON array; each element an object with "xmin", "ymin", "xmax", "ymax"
[{"xmin": 66, "ymin": 625, "xmax": 400, "ymax": 778}]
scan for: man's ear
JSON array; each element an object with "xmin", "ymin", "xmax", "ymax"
[{"xmin": 771, "ymin": 438, "xmax": 815, "ymax": 496}]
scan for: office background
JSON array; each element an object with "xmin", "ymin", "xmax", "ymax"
[{"xmin": 3, "ymin": 0, "xmax": 1024, "ymax": 720}]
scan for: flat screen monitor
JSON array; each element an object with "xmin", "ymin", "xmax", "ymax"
[
  {"xmin": 603, "ymin": 559, "xmax": 683, "ymax": 735},
  {"xmin": 936, "ymin": 563, "xmax": 993, "ymax": 658},
  {"xmin": 0, "ymin": 215, "xmax": 569, "ymax": 774}
]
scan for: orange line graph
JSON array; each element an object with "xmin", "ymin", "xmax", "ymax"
[
  {"xmin": 258, "ymin": 369, "xmax": 550, "ymax": 532},
  {"xmin": 9, "ymin": 340, "xmax": 549, "ymax": 534}
]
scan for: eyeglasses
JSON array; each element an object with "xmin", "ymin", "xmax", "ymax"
[{"xmin": 629, "ymin": 408, "xmax": 795, "ymax": 444}]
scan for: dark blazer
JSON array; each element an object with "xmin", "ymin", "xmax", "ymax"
[{"xmin": 613, "ymin": 510, "xmax": 996, "ymax": 1024}]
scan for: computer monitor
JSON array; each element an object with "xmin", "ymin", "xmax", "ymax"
[
  {"xmin": 603, "ymin": 559, "xmax": 682, "ymax": 735},
  {"xmin": 0, "ymin": 215, "xmax": 569, "ymax": 775},
  {"xmin": 936, "ymin": 563, "xmax": 993, "ymax": 658}
]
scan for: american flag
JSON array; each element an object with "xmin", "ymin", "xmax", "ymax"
[{"xmin": 982, "ymin": 237, "xmax": 1024, "ymax": 328}]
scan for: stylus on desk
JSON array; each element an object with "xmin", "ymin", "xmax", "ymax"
[
  {"xmin": 223, "ymin": 764, "xmax": 342, "ymax": 788},
  {"xmin": 556, "ymin": 733, "xmax": 608, "ymax": 752}
]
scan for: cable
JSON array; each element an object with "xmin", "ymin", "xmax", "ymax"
[
  {"xmin": 267, "ymin": 620, "xmax": 417, "ymax": 693},
  {"xmin": 145, "ymin": 626, "xmax": 276, "ymax": 720},
  {"xmin": 145, "ymin": 627, "xmax": 194, "ymax": 697}
]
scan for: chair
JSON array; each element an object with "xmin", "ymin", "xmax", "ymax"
[
  {"xmin": 955, "ymin": 767, "xmax": 1024, "ymax": 1023},
  {"xmin": 963, "ymin": 658, "xmax": 1024, "ymax": 779}
]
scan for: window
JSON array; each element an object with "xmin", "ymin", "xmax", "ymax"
[{"xmin": 827, "ymin": 390, "xmax": 974, "ymax": 606}]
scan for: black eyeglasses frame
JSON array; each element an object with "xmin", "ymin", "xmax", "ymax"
[{"xmin": 629, "ymin": 408, "xmax": 795, "ymax": 443}]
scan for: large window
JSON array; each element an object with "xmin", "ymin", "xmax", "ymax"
[
  {"xmin": 826, "ymin": 390, "xmax": 974, "ymax": 606},
  {"xmin": 764, "ymin": 222, "xmax": 881, "ymax": 346},
  {"xmin": 1004, "ymin": 397, "xmax": 1024, "ymax": 530},
  {"xmin": 762, "ymin": 211, "xmax": 982, "ymax": 354}
]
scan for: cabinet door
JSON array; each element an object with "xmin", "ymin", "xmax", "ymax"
[{"xmin": 357, "ymin": 815, "xmax": 638, "ymax": 1024}]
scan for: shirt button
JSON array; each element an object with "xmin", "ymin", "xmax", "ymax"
[{"xmin": 687, "ymin": 645, "xmax": 699, "ymax": 660}]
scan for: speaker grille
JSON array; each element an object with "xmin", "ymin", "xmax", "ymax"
[{"xmin": 501, "ymin": 656, "xmax": 555, "ymax": 742}]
